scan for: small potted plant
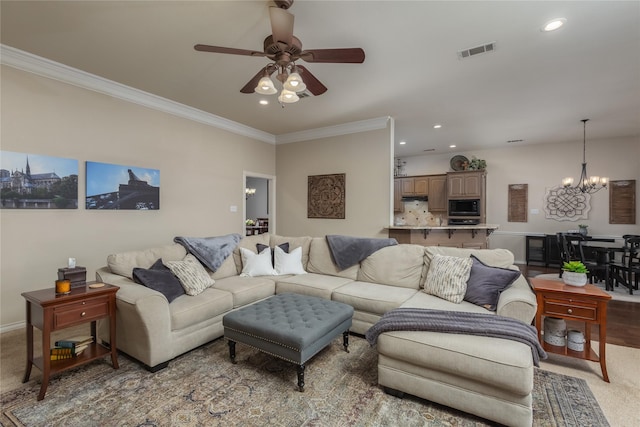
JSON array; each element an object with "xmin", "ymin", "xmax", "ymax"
[
  {"xmin": 467, "ymin": 156, "xmax": 487, "ymax": 170},
  {"xmin": 245, "ymin": 219, "xmax": 256, "ymax": 226},
  {"xmin": 562, "ymin": 261, "xmax": 589, "ymax": 287}
]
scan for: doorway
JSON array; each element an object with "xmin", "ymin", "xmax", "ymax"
[{"xmin": 244, "ymin": 172, "xmax": 275, "ymax": 235}]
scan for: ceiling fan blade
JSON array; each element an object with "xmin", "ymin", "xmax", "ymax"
[
  {"xmin": 240, "ymin": 66, "xmax": 271, "ymax": 94},
  {"xmin": 300, "ymin": 48, "xmax": 365, "ymax": 63},
  {"xmin": 194, "ymin": 44, "xmax": 266, "ymax": 57},
  {"xmin": 269, "ymin": 7, "xmax": 294, "ymax": 46},
  {"xmin": 296, "ymin": 65, "xmax": 327, "ymax": 96}
]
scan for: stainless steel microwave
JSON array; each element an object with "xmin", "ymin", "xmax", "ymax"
[{"xmin": 448, "ymin": 199, "xmax": 480, "ymax": 216}]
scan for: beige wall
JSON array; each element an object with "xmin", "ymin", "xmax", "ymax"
[
  {"xmin": 0, "ymin": 66, "xmax": 276, "ymax": 327},
  {"xmin": 276, "ymin": 126, "xmax": 392, "ymax": 238},
  {"xmin": 400, "ymin": 137, "xmax": 640, "ymax": 262}
]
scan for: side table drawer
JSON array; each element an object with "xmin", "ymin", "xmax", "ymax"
[
  {"xmin": 53, "ymin": 296, "xmax": 110, "ymax": 329},
  {"xmin": 544, "ymin": 300, "xmax": 597, "ymax": 321}
]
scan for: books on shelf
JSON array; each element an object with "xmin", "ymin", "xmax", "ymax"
[
  {"xmin": 50, "ymin": 344, "xmax": 87, "ymax": 360},
  {"xmin": 54, "ymin": 335, "xmax": 94, "ymax": 349},
  {"xmin": 50, "ymin": 335, "xmax": 93, "ymax": 360}
]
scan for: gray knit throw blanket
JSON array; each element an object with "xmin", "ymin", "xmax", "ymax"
[{"xmin": 365, "ymin": 308, "xmax": 547, "ymax": 367}]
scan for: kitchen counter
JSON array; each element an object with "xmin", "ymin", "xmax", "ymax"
[{"xmin": 387, "ymin": 224, "xmax": 499, "ymax": 249}]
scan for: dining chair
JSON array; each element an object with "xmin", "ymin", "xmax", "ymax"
[
  {"xmin": 609, "ymin": 236, "xmax": 640, "ymax": 294},
  {"xmin": 562, "ymin": 233, "xmax": 610, "ymax": 287}
]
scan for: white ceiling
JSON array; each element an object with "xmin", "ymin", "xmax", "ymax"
[{"xmin": 1, "ymin": 1, "xmax": 639, "ymax": 157}]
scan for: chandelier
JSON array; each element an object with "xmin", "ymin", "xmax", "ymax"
[
  {"xmin": 255, "ymin": 63, "xmax": 306, "ymax": 104},
  {"xmin": 562, "ymin": 119, "xmax": 608, "ymax": 194}
]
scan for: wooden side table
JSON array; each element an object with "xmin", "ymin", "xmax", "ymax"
[
  {"xmin": 21, "ymin": 282, "xmax": 119, "ymax": 400},
  {"xmin": 530, "ymin": 277, "xmax": 611, "ymax": 382}
]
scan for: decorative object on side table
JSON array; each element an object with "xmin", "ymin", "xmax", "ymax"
[
  {"xmin": 54, "ymin": 279, "xmax": 71, "ymax": 295},
  {"xmin": 562, "ymin": 261, "xmax": 588, "ymax": 287},
  {"xmin": 57, "ymin": 266, "xmax": 87, "ymax": 288}
]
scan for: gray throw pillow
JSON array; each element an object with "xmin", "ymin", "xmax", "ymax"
[
  {"xmin": 132, "ymin": 258, "xmax": 185, "ymax": 303},
  {"xmin": 256, "ymin": 242, "xmax": 289, "ymax": 267},
  {"xmin": 464, "ymin": 255, "xmax": 520, "ymax": 311}
]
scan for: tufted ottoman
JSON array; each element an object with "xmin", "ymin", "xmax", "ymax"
[{"xmin": 222, "ymin": 293, "xmax": 354, "ymax": 391}]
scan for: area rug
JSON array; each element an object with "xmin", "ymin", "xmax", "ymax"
[
  {"xmin": 532, "ymin": 273, "xmax": 639, "ymax": 303},
  {"xmin": 1, "ymin": 337, "xmax": 609, "ymax": 427}
]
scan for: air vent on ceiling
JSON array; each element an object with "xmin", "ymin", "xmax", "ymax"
[
  {"xmin": 423, "ymin": 148, "xmax": 436, "ymax": 152},
  {"xmin": 457, "ymin": 42, "xmax": 496, "ymax": 59},
  {"xmin": 297, "ymin": 91, "xmax": 313, "ymax": 99}
]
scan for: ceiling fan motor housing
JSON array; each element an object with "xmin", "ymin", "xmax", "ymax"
[{"xmin": 274, "ymin": 0, "xmax": 294, "ymax": 9}]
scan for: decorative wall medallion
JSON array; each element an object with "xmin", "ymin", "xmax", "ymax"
[
  {"xmin": 544, "ymin": 186, "xmax": 591, "ymax": 221},
  {"xmin": 307, "ymin": 173, "xmax": 345, "ymax": 219}
]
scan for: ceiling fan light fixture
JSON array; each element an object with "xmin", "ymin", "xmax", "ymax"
[
  {"xmin": 283, "ymin": 71, "xmax": 307, "ymax": 92},
  {"xmin": 278, "ymin": 89, "xmax": 299, "ymax": 103},
  {"xmin": 255, "ymin": 76, "xmax": 277, "ymax": 95}
]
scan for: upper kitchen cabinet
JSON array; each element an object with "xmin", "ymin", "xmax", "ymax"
[
  {"xmin": 447, "ymin": 170, "xmax": 485, "ymax": 198},
  {"xmin": 400, "ymin": 176, "xmax": 428, "ymax": 196},
  {"xmin": 427, "ymin": 175, "xmax": 447, "ymax": 211}
]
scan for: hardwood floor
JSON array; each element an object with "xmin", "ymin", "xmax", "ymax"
[{"xmin": 518, "ymin": 264, "xmax": 640, "ymax": 349}]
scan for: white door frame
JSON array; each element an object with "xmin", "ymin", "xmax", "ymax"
[{"xmin": 243, "ymin": 171, "xmax": 276, "ymax": 235}]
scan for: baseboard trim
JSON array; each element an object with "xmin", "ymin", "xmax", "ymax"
[{"xmin": 0, "ymin": 321, "xmax": 25, "ymax": 334}]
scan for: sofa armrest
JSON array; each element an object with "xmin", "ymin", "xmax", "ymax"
[
  {"xmin": 96, "ymin": 267, "xmax": 173, "ymax": 368},
  {"xmin": 496, "ymin": 275, "xmax": 537, "ymax": 325}
]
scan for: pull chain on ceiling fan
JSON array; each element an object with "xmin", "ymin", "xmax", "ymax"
[{"xmin": 194, "ymin": 0, "xmax": 365, "ymax": 104}]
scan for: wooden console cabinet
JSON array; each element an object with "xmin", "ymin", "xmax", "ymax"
[{"xmin": 22, "ymin": 283, "xmax": 119, "ymax": 400}]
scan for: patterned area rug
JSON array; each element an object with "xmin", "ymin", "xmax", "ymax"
[{"xmin": 1, "ymin": 337, "xmax": 608, "ymax": 426}]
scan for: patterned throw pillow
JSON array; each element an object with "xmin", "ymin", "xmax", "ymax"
[
  {"xmin": 423, "ymin": 254, "xmax": 473, "ymax": 303},
  {"xmin": 164, "ymin": 254, "xmax": 215, "ymax": 296}
]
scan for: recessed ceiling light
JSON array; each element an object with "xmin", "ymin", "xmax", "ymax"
[
  {"xmin": 449, "ymin": 144, "xmax": 456, "ymax": 148},
  {"xmin": 433, "ymin": 124, "xmax": 442, "ymax": 129},
  {"xmin": 399, "ymin": 141, "xmax": 407, "ymax": 145},
  {"xmin": 259, "ymin": 99, "xmax": 269, "ymax": 105},
  {"xmin": 542, "ymin": 18, "xmax": 566, "ymax": 32}
]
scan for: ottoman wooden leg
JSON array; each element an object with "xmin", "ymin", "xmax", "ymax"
[
  {"xmin": 228, "ymin": 340, "xmax": 237, "ymax": 364},
  {"xmin": 297, "ymin": 364, "xmax": 305, "ymax": 392},
  {"xmin": 343, "ymin": 330, "xmax": 350, "ymax": 353}
]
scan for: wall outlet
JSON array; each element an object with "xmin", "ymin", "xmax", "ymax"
[
  {"xmin": 230, "ymin": 205, "xmax": 238, "ymax": 212},
  {"xmin": 530, "ymin": 208, "xmax": 539, "ymax": 215}
]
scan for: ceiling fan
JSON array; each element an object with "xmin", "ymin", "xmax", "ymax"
[{"xmin": 194, "ymin": 0, "xmax": 365, "ymax": 103}]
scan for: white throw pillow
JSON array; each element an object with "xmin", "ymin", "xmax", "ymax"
[
  {"xmin": 240, "ymin": 247, "xmax": 277, "ymax": 277},
  {"xmin": 164, "ymin": 254, "xmax": 215, "ymax": 296},
  {"xmin": 274, "ymin": 246, "xmax": 307, "ymax": 275},
  {"xmin": 423, "ymin": 254, "xmax": 473, "ymax": 303}
]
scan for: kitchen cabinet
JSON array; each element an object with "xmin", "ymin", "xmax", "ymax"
[
  {"xmin": 400, "ymin": 176, "xmax": 428, "ymax": 196},
  {"xmin": 427, "ymin": 175, "xmax": 447, "ymax": 211},
  {"xmin": 394, "ymin": 179, "xmax": 403, "ymax": 213},
  {"xmin": 447, "ymin": 170, "xmax": 484, "ymax": 198}
]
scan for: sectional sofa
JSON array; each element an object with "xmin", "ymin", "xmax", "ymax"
[{"xmin": 96, "ymin": 233, "xmax": 539, "ymax": 427}]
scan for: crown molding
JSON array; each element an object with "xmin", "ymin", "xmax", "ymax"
[
  {"xmin": 0, "ymin": 44, "xmax": 275, "ymax": 144},
  {"xmin": 276, "ymin": 116, "xmax": 391, "ymax": 144}
]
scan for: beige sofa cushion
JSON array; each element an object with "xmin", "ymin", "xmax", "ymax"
[
  {"xmin": 232, "ymin": 234, "xmax": 271, "ymax": 272},
  {"xmin": 357, "ymin": 244, "xmax": 426, "ymax": 289},
  {"xmin": 424, "ymin": 246, "xmax": 515, "ymax": 272},
  {"xmin": 213, "ymin": 276, "xmax": 276, "ymax": 308},
  {"xmin": 169, "ymin": 287, "xmax": 233, "ymax": 331},
  {"xmin": 332, "ymin": 281, "xmax": 418, "ymax": 316},
  {"xmin": 270, "ymin": 235, "xmax": 312, "ymax": 268},
  {"xmin": 107, "ymin": 243, "xmax": 187, "ymax": 279},
  {"xmin": 306, "ymin": 237, "xmax": 359, "ymax": 280},
  {"xmin": 275, "ymin": 273, "xmax": 353, "ymax": 299}
]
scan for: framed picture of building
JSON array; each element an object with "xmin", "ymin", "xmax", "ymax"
[
  {"xmin": 0, "ymin": 151, "xmax": 78, "ymax": 209},
  {"xmin": 86, "ymin": 161, "xmax": 160, "ymax": 210}
]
